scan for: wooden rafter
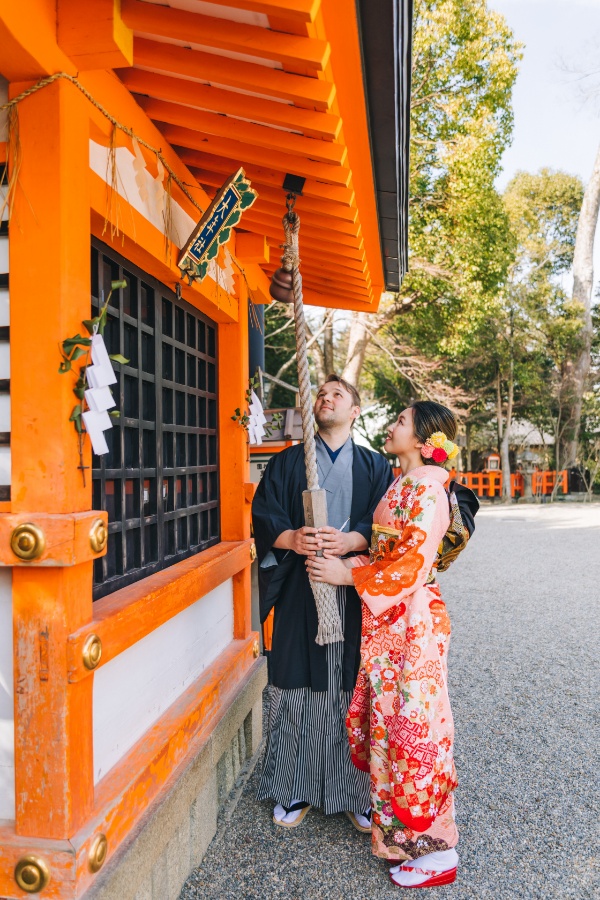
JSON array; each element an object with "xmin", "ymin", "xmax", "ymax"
[
  {"xmin": 119, "ymin": 68, "xmax": 341, "ymax": 141},
  {"xmin": 243, "ymin": 208, "xmax": 362, "ymax": 247},
  {"xmin": 136, "ymin": 96, "xmax": 346, "ymax": 166},
  {"xmin": 263, "ymin": 264, "xmax": 371, "ymax": 298},
  {"xmin": 178, "ymin": 150, "xmax": 355, "ymax": 206},
  {"xmin": 193, "ymin": 168, "xmax": 358, "ymax": 222},
  {"xmin": 212, "ymin": 0, "xmax": 321, "ymax": 23},
  {"xmin": 156, "ymin": 123, "xmax": 352, "ymax": 186},
  {"xmin": 132, "ymin": 39, "xmax": 335, "ymax": 111},
  {"xmin": 121, "ymin": 0, "xmax": 330, "ymax": 71}
]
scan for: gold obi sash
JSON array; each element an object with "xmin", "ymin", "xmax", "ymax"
[
  {"xmin": 369, "ymin": 524, "xmax": 438, "ymax": 585},
  {"xmin": 369, "ymin": 491, "xmax": 471, "ymax": 585}
]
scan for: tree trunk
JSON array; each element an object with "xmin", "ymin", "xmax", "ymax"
[
  {"xmin": 500, "ymin": 360, "xmax": 514, "ymax": 502},
  {"xmin": 495, "ymin": 368, "xmax": 504, "ymax": 450},
  {"xmin": 323, "ymin": 310, "xmax": 334, "ymax": 376},
  {"xmin": 564, "ymin": 141, "xmax": 600, "ymax": 466},
  {"xmin": 342, "ymin": 311, "xmax": 370, "ymax": 387}
]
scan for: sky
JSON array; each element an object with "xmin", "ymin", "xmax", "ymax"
[{"xmin": 490, "ymin": 0, "xmax": 600, "ymax": 278}]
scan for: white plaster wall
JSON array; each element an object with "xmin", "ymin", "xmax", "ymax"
[
  {"xmin": 89, "ymin": 140, "xmax": 237, "ymax": 294},
  {"xmin": 0, "ymin": 568, "xmax": 14, "ymax": 820},
  {"xmin": 93, "ymin": 578, "xmax": 234, "ymax": 783}
]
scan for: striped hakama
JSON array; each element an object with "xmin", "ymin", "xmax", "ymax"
[{"xmin": 257, "ymin": 587, "xmax": 370, "ymax": 815}]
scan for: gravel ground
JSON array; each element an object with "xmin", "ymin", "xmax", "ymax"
[{"xmin": 181, "ymin": 503, "xmax": 600, "ymax": 900}]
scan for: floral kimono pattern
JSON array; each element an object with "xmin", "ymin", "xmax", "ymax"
[{"xmin": 346, "ymin": 465, "xmax": 459, "ymax": 861}]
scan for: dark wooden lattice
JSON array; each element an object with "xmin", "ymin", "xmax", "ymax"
[{"xmin": 91, "ymin": 239, "xmax": 219, "ymax": 600}]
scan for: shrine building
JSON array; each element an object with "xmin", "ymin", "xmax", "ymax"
[{"xmin": 0, "ymin": 1, "xmax": 411, "ymax": 897}]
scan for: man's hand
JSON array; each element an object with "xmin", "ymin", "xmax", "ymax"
[
  {"xmin": 306, "ymin": 552, "xmax": 353, "ymax": 585},
  {"xmin": 315, "ymin": 526, "xmax": 366, "ymax": 557},
  {"xmin": 274, "ymin": 527, "xmax": 320, "ymax": 556}
]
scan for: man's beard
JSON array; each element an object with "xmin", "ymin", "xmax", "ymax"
[{"xmin": 315, "ymin": 408, "xmax": 343, "ymax": 429}]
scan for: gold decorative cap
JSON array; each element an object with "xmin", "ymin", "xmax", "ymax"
[
  {"xmin": 82, "ymin": 634, "xmax": 102, "ymax": 670},
  {"xmin": 14, "ymin": 855, "xmax": 50, "ymax": 893},
  {"xmin": 88, "ymin": 833, "xmax": 108, "ymax": 873},
  {"xmin": 11, "ymin": 523, "xmax": 46, "ymax": 561},
  {"xmin": 89, "ymin": 518, "xmax": 108, "ymax": 554}
]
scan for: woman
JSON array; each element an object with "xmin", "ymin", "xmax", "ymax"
[{"xmin": 307, "ymin": 401, "xmax": 467, "ymax": 888}]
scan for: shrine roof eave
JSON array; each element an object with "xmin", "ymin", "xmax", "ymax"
[
  {"xmin": 112, "ymin": 0, "xmax": 413, "ymax": 313},
  {"xmin": 356, "ymin": 0, "xmax": 412, "ymax": 294}
]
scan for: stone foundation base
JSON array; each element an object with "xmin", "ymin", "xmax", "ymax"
[{"xmin": 85, "ymin": 657, "xmax": 267, "ymax": 900}]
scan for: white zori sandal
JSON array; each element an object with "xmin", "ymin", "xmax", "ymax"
[
  {"xmin": 389, "ymin": 848, "xmax": 459, "ymax": 888},
  {"xmin": 345, "ymin": 808, "xmax": 372, "ymax": 833},
  {"xmin": 273, "ymin": 800, "xmax": 312, "ymax": 827}
]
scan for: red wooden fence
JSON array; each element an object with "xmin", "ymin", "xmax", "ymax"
[{"xmin": 392, "ymin": 468, "xmax": 568, "ymax": 498}]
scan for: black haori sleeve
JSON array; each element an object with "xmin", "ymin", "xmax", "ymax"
[{"xmin": 252, "ymin": 452, "xmax": 296, "ymax": 565}]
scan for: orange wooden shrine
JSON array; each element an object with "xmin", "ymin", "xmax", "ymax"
[{"xmin": 0, "ymin": 1, "xmax": 411, "ymax": 897}]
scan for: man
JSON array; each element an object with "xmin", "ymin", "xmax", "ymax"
[{"xmin": 253, "ymin": 374, "xmax": 393, "ymax": 828}]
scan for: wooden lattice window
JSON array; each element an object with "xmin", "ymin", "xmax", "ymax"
[{"xmin": 91, "ymin": 239, "xmax": 219, "ymax": 599}]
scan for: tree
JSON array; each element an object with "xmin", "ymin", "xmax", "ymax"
[
  {"xmin": 264, "ymin": 0, "xmax": 522, "ymax": 428},
  {"xmin": 502, "ymin": 169, "xmax": 585, "ymax": 484},
  {"xmin": 562, "ymin": 142, "xmax": 600, "ymax": 466},
  {"xmin": 344, "ymin": 0, "xmax": 522, "ymax": 431}
]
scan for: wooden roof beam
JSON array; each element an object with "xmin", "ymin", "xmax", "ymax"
[
  {"xmin": 264, "ymin": 260, "xmax": 371, "ymax": 289},
  {"xmin": 121, "ymin": 0, "xmax": 330, "ymax": 73},
  {"xmin": 265, "ymin": 239, "xmax": 369, "ymax": 274},
  {"xmin": 132, "ymin": 39, "xmax": 335, "ymax": 111},
  {"xmin": 252, "ymin": 198, "xmax": 360, "ymax": 236},
  {"xmin": 192, "ymin": 168, "xmax": 357, "ymax": 222},
  {"xmin": 245, "ymin": 210, "xmax": 364, "ymax": 255},
  {"xmin": 301, "ymin": 286, "xmax": 375, "ymax": 310},
  {"xmin": 243, "ymin": 206, "xmax": 363, "ymax": 245},
  {"xmin": 119, "ymin": 68, "xmax": 341, "ymax": 141},
  {"xmin": 156, "ymin": 124, "xmax": 352, "ymax": 187},
  {"xmin": 136, "ymin": 96, "xmax": 346, "ymax": 166},
  {"xmin": 178, "ymin": 150, "xmax": 354, "ymax": 206},
  {"xmin": 220, "ymin": 0, "xmax": 321, "ymax": 23}
]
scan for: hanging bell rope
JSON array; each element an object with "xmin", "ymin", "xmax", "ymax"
[{"xmin": 270, "ymin": 194, "xmax": 344, "ymax": 645}]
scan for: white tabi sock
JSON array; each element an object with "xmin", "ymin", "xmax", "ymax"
[
  {"xmin": 389, "ymin": 848, "xmax": 459, "ymax": 886},
  {"xmin": 273, "ymin": 799, "xmax": 307, "ymax": 824},
  {"xmin": 354, "ymin": 809, "xmax": 372, "ymax": 830}
]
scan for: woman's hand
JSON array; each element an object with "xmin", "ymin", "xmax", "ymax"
[{"xmin": 306, "ymin": 551, "xmax": 353, "ymax": 586}]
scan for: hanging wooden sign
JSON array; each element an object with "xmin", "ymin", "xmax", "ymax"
[{"xmin": 178, "ymin": 167, "xmax": 258, "ymax": 283}]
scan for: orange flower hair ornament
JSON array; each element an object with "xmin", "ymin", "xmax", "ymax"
[{"xmin": 420, "ymin": 431, "xmax": 459, "ymax": 463}]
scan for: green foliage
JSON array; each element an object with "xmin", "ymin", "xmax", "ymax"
[
  {"xmin": 396, "ymin": 0, "xmax": 522, "ymax": 352},
  {"xmin": 364, "ymin": 0, "xmax": 522, "ymax": 428}
]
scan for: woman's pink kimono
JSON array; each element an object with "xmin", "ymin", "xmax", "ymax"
[{"xmin": 346, "ymin": 465, "xmax": 459, "ymax": 861}]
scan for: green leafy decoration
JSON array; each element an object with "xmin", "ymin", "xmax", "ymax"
[{"xmin": 239, "ymin": 191, "xmax": 256, "ymax": 210}]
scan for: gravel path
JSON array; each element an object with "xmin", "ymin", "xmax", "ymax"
[{"xmin": 181, "ymin": 504, "xmax": 600, "ymax": 900}]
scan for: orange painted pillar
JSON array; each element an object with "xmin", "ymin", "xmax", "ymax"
[
  {"xmin": 9, "ymin": 78, "xmax": 94, "ymax": 838},
  {"xmin": 217, "ymin": 280, "xmax": 251, "ymax": 639}
]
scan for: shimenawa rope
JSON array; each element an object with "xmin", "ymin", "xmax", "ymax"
[{"xmin": 281, "ymin": 202, "xmax": 344, "ymax": 645}]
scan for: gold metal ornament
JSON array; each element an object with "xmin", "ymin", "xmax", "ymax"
[
  {"xmin": 14, "ymin": 855, "xmax": 51, "ymax": 893},
  {"xmin": 249, "ymin": 542, "xmax": 257, "ymax": 562},
  {"xmin": 88, "ymin": 833, "xmax": 108, "ymax": 873},
  {"xmin": 82, "ymin": 634, "xmax": 102, "ymax": 670},
  {"xmin": 252, "ymin": 639, "xmax": 260, "ymax": 659},
  {"xmin": 89, "ymin": 518, "xmax": 108, "ymax": 554},
  {"xmin": 10, "ymin": 523, "xmax": 46, "ymax": 561}
]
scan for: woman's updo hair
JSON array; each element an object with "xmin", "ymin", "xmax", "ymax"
[{"xmin": 411, "ymin": 400, "xmax": 457, "ymax": 466}]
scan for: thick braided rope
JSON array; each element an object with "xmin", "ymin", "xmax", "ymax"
[{"xmin": 282, "ymin": 211, "xmax": 343, "ymax": 645}]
